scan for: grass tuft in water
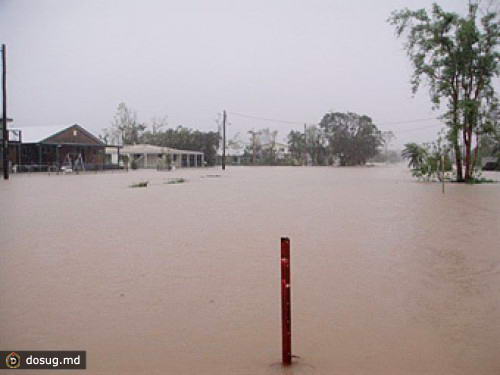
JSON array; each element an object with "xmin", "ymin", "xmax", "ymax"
[
  {"xmin": 165, "ymin": 178, "xmax": 186, "ymax": 184},
  {"xmin": 466, "ymin": 177, "xmax": 497, "ymax": 184},
  {"xmin": 129, "ymin": 181, "xmax": 149, "ymax": 188}
]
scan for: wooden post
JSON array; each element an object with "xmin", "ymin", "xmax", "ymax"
[
  {"xmin": 222, "ymin": 110, "xmax": 226, "ymax": 170},
  {"xmin": 2, "ymin": 44, "xmax": 8, "ymax": 180},
  {"xmin": 281, "ymin": 237, "xmax": 292, "ymax": 365}
]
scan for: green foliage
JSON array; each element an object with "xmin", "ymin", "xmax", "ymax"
[
  {"xmin": 304, "ymin": 125, "xmax": 329, "ymax": 165},
  {"xmin": 102, "ymin": 104, "xmax": 219, "ymax": 166},
  {"xmin": 401, "ymin": 143, "xmax": 427, "ymax": 169},
  {"xmin": 319, "ymin": 112, "xmax": 383, "ymax": 166},
  {"xmin": 480, "ymin": 120, "xmax": 500, "ymax": 158},
  {"xmin": 389, "ymin": 2, "xmax": 500, "ymax": 182},
  {"xmin": 287, "ymin": 130, "xmax": 306, "ymax": 163},
  {"xmin": 465, "ymin": 176, "xmax": 496, "ymax": 184},
  {"xmin": 402, "ymin": 142, "xmax": 453, "ymax": 181},
  {"xmin": 130, "ymin": 159, "xmax": 139, "ymax": 170},
  {"xmin": 141, "ymin": 126, "xmax": 219, "ymax": 166},
  {"xmin": 243, "ymin": 128, "xmax": 296, "ymax": 166}
]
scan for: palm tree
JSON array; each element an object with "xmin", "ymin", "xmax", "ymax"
[{"xmin": 402, "ymin": 143, "xmax": 427, "ymax": 169}]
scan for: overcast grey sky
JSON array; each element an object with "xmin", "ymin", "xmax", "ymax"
[{"xmin": 1, "ymin": 0, "xmax": 498, "ymax": 147}]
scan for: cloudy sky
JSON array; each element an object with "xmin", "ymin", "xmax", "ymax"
[{"xmin": 1, "ymin": 0, "xmax": 498, "ymax": 147}]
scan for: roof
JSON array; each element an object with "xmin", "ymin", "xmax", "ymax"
[
  {"xmin": 10, "ymin": 126, "xmax": 63, "ymax": 143},
  {"xmin": 9, "ymin": 124, "xmax": 104, "ymax": 145},
  {"xmin": 40, "ymin": 124, "xmax": 104, "ymax": 145},
  {"xmin": 108, "ymin": 143, "xmax": 203, "ymax": 155}
]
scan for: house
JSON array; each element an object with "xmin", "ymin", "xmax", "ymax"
[
  {"xmin": 261, "ymin": 142, "xmax": 290, "ymax": 159},
  {"xmin": 4, "ymin": 123, "xmax": 119, "ymax": 172},
  {"xmin": 216, "ymin": 146, "xmax": 244, "ymax": 165},
  {"xmin": 106, "ymin": 144, "xmax": 204, "ymax": 169}
]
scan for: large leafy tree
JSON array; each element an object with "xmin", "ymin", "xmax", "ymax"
[
  {"xmin": 305, "ymin": 125, "xmax": 329, "ymax": 165},
  {"xmin": 389, "ymin": 2, "xmax": 499, "ymax": 182},
  {"xmin": 319, "ymin": 112, "xmax": 383, "ymax": 166}
]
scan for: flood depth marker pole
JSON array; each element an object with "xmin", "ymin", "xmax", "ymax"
[{"xmin": 281, "ymin": 237, "xmax": 292, "ymax": 365}]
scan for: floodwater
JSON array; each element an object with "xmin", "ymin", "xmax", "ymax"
[{"xmin": 1, "ymin": 165, "xmax": 499, "ymax": 375}]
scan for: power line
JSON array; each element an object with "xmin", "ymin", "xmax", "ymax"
[
  {"xmin": 377, "ymin": 117, "xmax": 440, "ymax": 126},
  {"xmin": 229, "ymin": 112, "xmax": 307, "ymax": 125},
  {"xmin": 393, "ymin": 123, "xmax": 443, "ymax": 134},
  {"xmin": 229, "ymin": 111, "xmax": 440, "ymax": 127}
]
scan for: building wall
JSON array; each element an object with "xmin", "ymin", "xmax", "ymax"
[{"xmin": 17, "ymin": 144, "xmax": 104, "ymax": 168}]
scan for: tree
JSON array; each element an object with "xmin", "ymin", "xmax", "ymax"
[
  {"xmin": 259, "ymin": 128, "xmax": 279, "ymax": 164},
  {"xmin": 288, "ymin": 130, "xmax": 306, "ymax": 164},
  {"xmin": 140, "ymin": 126, "xmax": 219, "ymax": 166},
  {"xmin": 246, "ymin": 130, "xmax": 262, "ymax": 164},
  {"xmin": 402, "ymin": 143, "xmax": 428, "ymax": 169},
  {"xmin": 305, "ymin": 125, "xmax": 329, "ymax": 165},
  {"xmin": 389, "ymin": 2, "xmax": 500, "ymax": 182},
  {"xmin": 319, "ymin": 112, "xmax": 383, "ymax": 166},
  {"xmin": 104, "ymin": 102, "xmax": 146, "ymax": 145},
  {"xmin": 402, "ymin": 140, "xmax": 452, "ymax": 181}
]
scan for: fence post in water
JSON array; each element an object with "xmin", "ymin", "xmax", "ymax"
[{"xmin": 281, "ymin": 237, "xmax": 292, "ymax": 365}]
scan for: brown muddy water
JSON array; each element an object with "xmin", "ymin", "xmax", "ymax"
[{"xmin": 1, "ymin": 165, "xmax": 499, "ymax": 375}]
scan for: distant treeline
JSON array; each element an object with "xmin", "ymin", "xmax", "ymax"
[
  {"xmin": 101, "ymin": 103, "xmax": 219, "ymax": 165},
  {"xmin": 101, "ymin": 103, "xmax": 400, "ymax": 167}
]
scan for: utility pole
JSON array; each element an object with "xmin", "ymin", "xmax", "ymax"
[
  {"xmin": 2, "ymin": 44, "xmax": 8, "ymax": 180},
  {"xmin": 222, "ymin": 110, "xmax": 226, "ymax": 170}
]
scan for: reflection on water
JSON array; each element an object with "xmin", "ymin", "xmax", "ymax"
[{"xmin": 1, "ymin": 166, "xmax": 499, "ymax": 374}]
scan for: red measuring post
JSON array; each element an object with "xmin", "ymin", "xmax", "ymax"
[{"xmin": 281, "ymin": 237, "xmax": 292, "ymax": 365}]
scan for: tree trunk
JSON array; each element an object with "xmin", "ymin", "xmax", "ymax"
[
  {"xmin": 471, "ymin": 132, "xmax": 480, "ymax": 173},
  {"xmin": 463, "ymin": 125, "xmax": 473, "ymax": 182},
  {"xmin": 454, "ymin": 142, "xmax": 463, "ymax": 182},
  {"xmin": 451, "ymin": 93, "xmax": 464, "ymax": 182}
]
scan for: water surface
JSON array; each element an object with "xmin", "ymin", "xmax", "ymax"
[{"xmin": 1, "ymin": 166, "xmax": 499, "ymax": 374}]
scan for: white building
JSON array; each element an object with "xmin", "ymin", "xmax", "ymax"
[
  {"xmin": 106, "ymin": 144, "xmax": 204, "ymax": 168},
  {"xmin": 217, "ymin": 146, "xmax": 245, "ymax": 165}
]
